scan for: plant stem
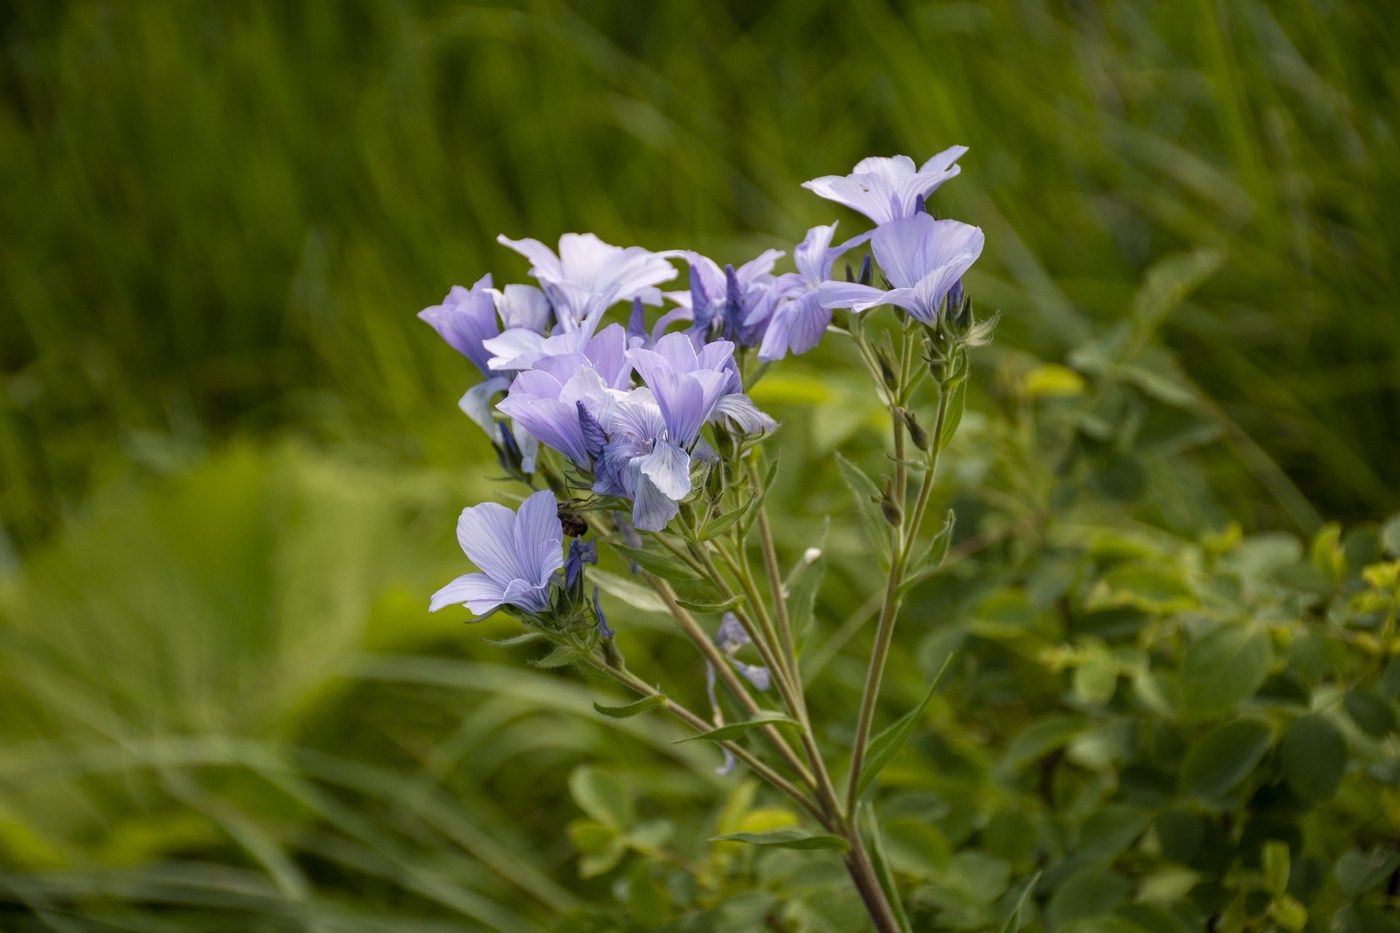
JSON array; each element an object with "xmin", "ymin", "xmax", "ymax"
[
  {"xmin": 649, "ymin": 577, "xmax": 819, "ymax": 791},
  {"xmin": 843, "ymin": 832, "xmax": 906, "ymax": 933},
  {"xmin": 748, "ymin": 458, "xmax": 799, "ymax": 678},
  {"xmin": 584, "ymin": 656, "xmax": 829, "ymax": 828},
  {"xmin": 845, "ymin": 384, "xmax": 952, "ymax": 815}
]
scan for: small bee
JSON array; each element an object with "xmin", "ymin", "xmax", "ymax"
[{"xmin": 559, "ymin": 507, "xmax": 588, "ymax": 539}]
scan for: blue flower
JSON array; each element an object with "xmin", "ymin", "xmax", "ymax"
[
  {"xmin": 817, "ymin": 213, "xmax": 984, "ymax": 325},
  {"xmin": 802, "ymin": 147, "xmax": 967, "ymax": 225},
  {"xmin": 418, "ymin": 273, "xmax": 501, "ymax": 375},
  {"xmin": 429, "ymin": 490, "xmax": 565, "ymax": 617},
  {"xmin": 497, "ymin": 232, "xmax": 679, "ymax": 334},
  {"xmin": 671, "ymin": 249, "xmax": 784, "ymax": 346},
  {"xmin": 758, "ymin": 223, "xmax": 870, "ymax": 361}
]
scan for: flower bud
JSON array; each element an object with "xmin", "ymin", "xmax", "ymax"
[{"xmin": 902, "ymin": 409, "xmax": 930, "ymax": 451}]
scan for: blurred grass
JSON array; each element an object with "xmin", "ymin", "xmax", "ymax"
[
  {"xmin": 2, "ymin": 0, "xmax": 1397, "ymax": 553},
  {"xmin": 1, "ymin": 0, "xmax": 1397, "ymax": 927}
]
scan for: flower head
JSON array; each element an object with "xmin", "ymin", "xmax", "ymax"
[
  {"xmin": 497, "ymin": 232, "xmax": 678, "ymax": 334},
  {"xmin": 758, "ymin": 223, "xmax": 869, "ymax": 361},
  {"xmin": 672, "ymin": 249, "xmax": 783, "ymax": 347},
  {"xmin": 418, "ymin": 274, "xmax": 500, "ymax": 375},
  {"xmin": 817, "ymin": 213, "xmax": 984, "ymax": 324},
  {"xmin": 802, "ymin": 146, "xmax": 967, "ymax": 225},
  {"xmin": 429, "ymin": 490, "xmax": 564, "ymax": 617}
]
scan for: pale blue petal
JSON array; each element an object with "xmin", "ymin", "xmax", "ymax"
[
  {"xmin": 456, "ymin": 502, "xmax": 526, "ymax": 583},
  {"xmin": 630, "ymin": 470, "xmax": 681, "ymax": 532},
  {"xmin": 497, "ymin": 234, "xmax": 564, "ymax": 281},
  {"xmin": 458, "ymin": 377, "xmax": 510, "ymax": 434},
  {"xmin": 500, "ymin": 578, "xmax": 551, "ymax": 613},
  {"xmin": 429, "ymin": 572, "xmax": 507, "ymax": 614},
  {"xmin": 815, "ymin": 281, "xmax": 886, "ymax": 309},
  {"xmin": 513, "ymin": 489, "xmax": 565, "ymax": 586},
  {"xmin": 712, "ymin": 393, "xmax": 777, "ymax": 434},
  {"xmin": 638, "ymin": 441, "xmax": 691, "ymax": 500}
]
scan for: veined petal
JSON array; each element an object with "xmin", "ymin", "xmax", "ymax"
[
  {"xmin": 457, "ymin": 376, "xmax": 511, "ymax": 434},
  {"xmin": 498, "ymin": 394, "xmax": 591, "ymax": 465},
  {"xmin": 756, "ymin": 301, "xmax": 794, "ymax": 362},
  {"xmin": 638, "ymin": 441, "xmax": 691, "ymax": 500},
  {"xmin": 497, "ymin": 235, "xmax": 564, "ymax": 281},
  {"xmin": 429, "ymin": 572, "xmax": 508, "ymax": 614},
  {"xmin": 483, "ymin": 328, "xmax": 549, "ymax": 371},
  {"xmin": 513, "ymin": 489, "xmax": 565, "ymax": 587},
  {"xmin": 495, "ymin": 284, "xmax": 552, "ymax": 333},
  {"xmin": 630, "ymin": 469, "xmax": 681, "ymax": 532},
  {"xmin": 815, "ymin": 280, "xmax": 886, "ymax": 309},
  {"xmin": 500, "ymin": 578, "xmax": 551, "ymax": 614},
  {"xmin": 794, "ymin": 224, "xmax": 838, "ymax": 282},
  {"xmin": 455, "ymin": 502, "xmax": 525, "ymax": 584},
  {"xmin": 712, "ymin": 393, "xmax": 778, "ymax": 434},
  {"xmin": 870, "ymin": 214, "xmax": 936, "ymax": 288}
]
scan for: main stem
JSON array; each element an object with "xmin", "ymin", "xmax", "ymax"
[{"xmin": 845, "ymin": 385, "xmax": 952, "ymax": 815}]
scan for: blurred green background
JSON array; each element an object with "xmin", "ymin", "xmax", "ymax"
[{"xmin": 2, "ymin": 1, "xmax": 1398, "ymax": 930}]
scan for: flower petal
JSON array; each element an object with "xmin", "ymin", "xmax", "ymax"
[
  {"xmin": 429, "ymin": 572, "xmax": 507, "ymax": 614},
  {"xmin": 637, "ymin": 441, "xmax": 691, "ymax": 500},
  {"xmin": 456, "ymin": 502, "xmax": 525, "ymax": 584}
]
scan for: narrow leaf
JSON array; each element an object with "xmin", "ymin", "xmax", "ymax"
[
  {"xmin": 787, "ymin": 553, "xmax": 827, "ymax": 648},
  {"xmin": 937, "ymin": 379, "xmax": 967, "ymax": 451},
  {"xmin": 609, "ymin": 543, "xmax": 702, "ymax": 582},
  {"xmin": 673, "ymin": 710, "xmax": 802, "ymax": 744},
  {"xmin": 590, "ymin": 568, "xmax": 667, "ymax": 613},
  {"xmin": 834, "ymin": 452, "xmax": 891, "ymax": 570},
  {"xmin": 856, "ymin": 654, "xmax": 954, "ymax": 798},
  {"xmin": 711, "ymin": 830, "xmax": 850, "ymax": 852},
  {"xmin": 593, "ymin": 694, "xmax": 668, "ymax": 719},
  {"xmin": 481, "ymin": 631, "xmax": 548, "ymax": 648},
  {"xmin": 531, "ymin": 643, "xmax": 589, "ymax": 669},
  {"xmin": 860, "ymin": 804, "xmax": 913, "ymax": 932},
  {"xmin": 999, "ymin": 871, "xmax": 1043, "ymax": 933}
]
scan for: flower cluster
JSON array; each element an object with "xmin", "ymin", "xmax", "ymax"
[{"xmin": 422, "ymin": 147, "xmax": 984, "ymax": 625}]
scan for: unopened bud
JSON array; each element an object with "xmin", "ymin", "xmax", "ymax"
[
  {"xmin": 874, "ymin": 346, "xmax": 898, "ymax": 390},
  {"xmin": 880, "ymin": 496, "xmax": 903, "ymax": 527},
  {"xmin": 858, "ymin": 255, "xmax": 873, "ymax": 287},
  {"xmin": 902, "ymin": 409, "xmax": 930, "ymax": 451}
]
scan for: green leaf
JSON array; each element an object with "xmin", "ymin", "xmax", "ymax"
[
  {"xmin": 859, "ymin": 804, "xmax": 913, "ymax": 933},
  {"xmin": 673, "ymin": 710, "xmax": 802, "ymax": 744},
  {"xmin": 938, "ymin": 379, "xmax": 967, "ymax": 451},
  {"xmin": 1093, "ymin": 563, "xmax": 1196, "ymax": 613},
  {"xmin": 834, "ymin": 452, "xmax": 892, "ymax": 570},
  {"xmin": 899, "ymin": 509, "xmax": 956, "ymax": 599},
  {"xmin": 856, "ymin": 654, "xmax": 953, "ymax": 798},
  {"xmin": 711, "ymin": 829, "xmax": 850, "ymax": 852},
  {"xmin": 1280, "ymin": 714, "xmax": 1346, "ymax": 801},
  {"xmin": 1379, "ymin": 514, "xmax": 1400, "ymax": 557},
  {"xmin": 590, "ymin": 568, "xmax": 667, "ymax": 613},
  {"xmin": 481, "ymin": 631, "xmax": 548, "ymax": 648},
  {"xmin": 566, "ymin": 818, "xmax": 626, "ymax": 879},
  {"xmin": 786, "ymin": 545, "xmax": 827, "ymax": 647},
  {"xmin": 999, "ymin": 871, "xmax": 1042, "ymax": 933},
  {"xmin": 1343, "ymin": 692, "xmax": 1396, "ymax": 738},
  {"xmin": 1131, "ymin": 249, "xmax": 1224, "ymax": 336},
  {"xmin": 669, "ymin": 581, "xmax": 743, "ymax": 613},
  {"xmin": 1180, "ymin": 718, "xmax": 1273, "ymax": 799},
  {"xmin": 530, "ymin": 642, "xmax": 589, "ymax": 669},
  {"xmin": 1179, "ymin": 624, "xmax": 1273, "ymax": 718},
  {"xmin": 609, "ymin": 543, "xmax": 701, "ymax": 582},
  {"xmin": 1001, "ymin": 715, "xmax": 1089, "ymax": 772},
  {"xmin": 1072, "ymin": 640, "xmax": 1119, "ymax": 706},
  {"xmin": 568, "ymin": 766, "xmax": 633, "ymax": 830},
  {"xmin": 593, "ymin": 694, "xmax": 667, "ymax": 719}
]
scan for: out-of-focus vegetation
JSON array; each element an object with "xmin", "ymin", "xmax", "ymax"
[{"xmin": 1, "ymin": 1, "xmax": 1397, "ymax": 930}]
